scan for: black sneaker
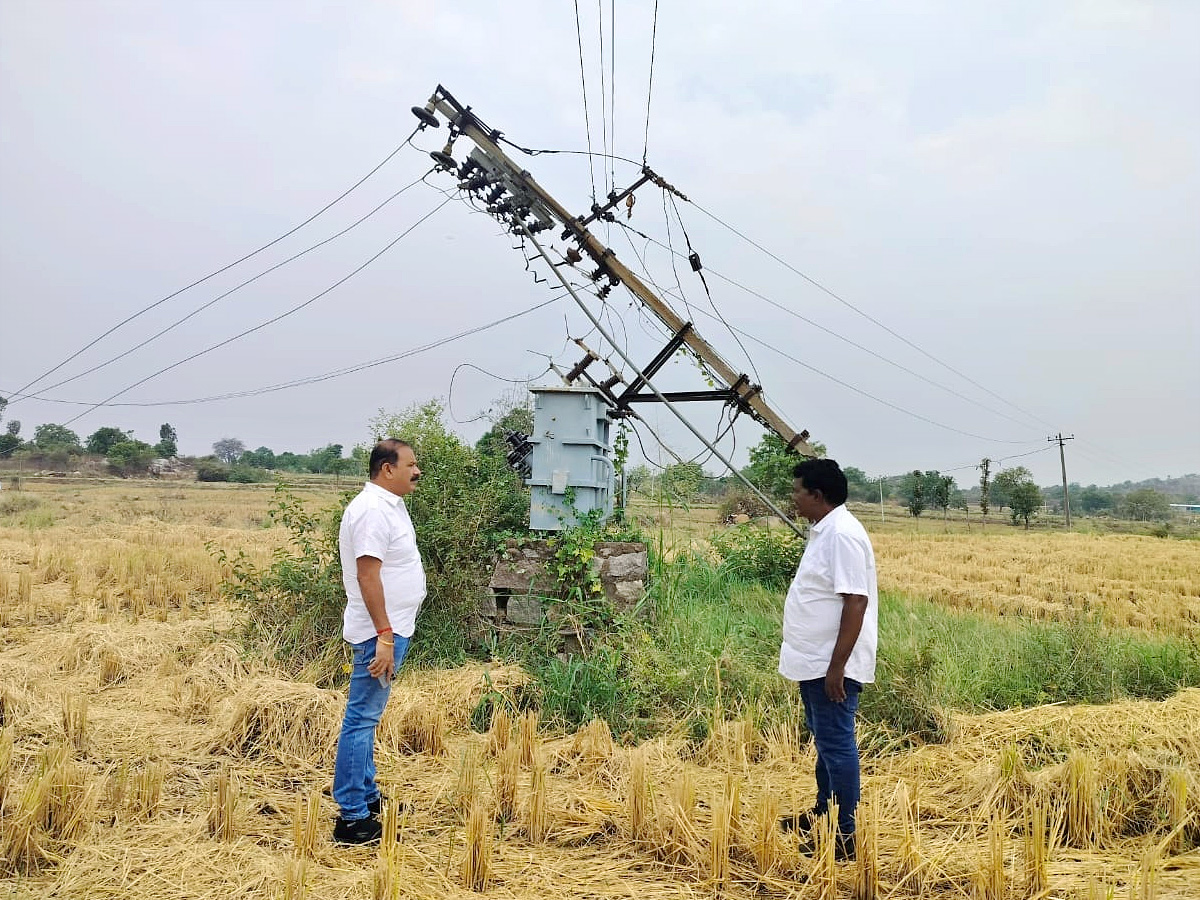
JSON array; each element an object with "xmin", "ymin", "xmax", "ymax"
[
  {"xmin": 367, "ymin": 794, "xmax": 385, "ymax": 817},
  {"xmin": 779, "ymin": 808, "xmax": 823, "ymax": 833},
  {"xmin": 797, "ymin": 829, "xmax": 856, "ymax": 861},
  {"xmin": 367, "ymin": 795, "xmax": 411, "ymax": 818},
  {"xmin": 333, "ymin": 816, "xmax": 382, "ymax": 845}
]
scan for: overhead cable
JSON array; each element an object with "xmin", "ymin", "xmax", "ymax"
[
  {"xmin": 572, "ymin": 0, "xmax": 598, "ymax": 202},
  {"xmin": 642, "ymin": 0, "xmax": 659, "ymax": 164},
  {"xmin": 17, "ymin": 173, "xmax": 430, "ymax": 401},
  {"xmin": 59, "ymin": 197, "xmax": 452, "ymax": 425},
  {"xmin": 9, "ymin": 128, "xmax": 422, "ymax": 405},
  {"xmin": 616, "ymin": 220, "xmax": 1042, "ymax": 436},
  {"xmin": 15, "ymin": 295, "xmax": 560, "ymax": 408},
  {"xmin": 685, "ymin": 199, "xmax": 1058, "ymax": 432},
  {"xmin": 686, "ymin": 304, "xmax": 1041, "ymax": 446}
]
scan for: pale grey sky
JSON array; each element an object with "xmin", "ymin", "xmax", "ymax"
[{"xmin": 1, "ymin": 0, "xmax": 1197, "ymax": 487}]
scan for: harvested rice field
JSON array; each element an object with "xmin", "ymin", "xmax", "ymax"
[{"xmin": 2, "ymin": 479, "xmax": 1198, "ymax": 898}]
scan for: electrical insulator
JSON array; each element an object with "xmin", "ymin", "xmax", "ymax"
[
  {"xmin": 411, "ymin": 106, "xmax": 439, "ymax": 128},
  {"xmin": 430, "ymin": 150, "xmax": 457, "ymax": 170},
  {"xmin": 688, "ymin": 251, "xmax": 703, "ymax": 273}
]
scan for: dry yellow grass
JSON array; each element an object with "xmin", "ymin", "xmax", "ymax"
[
  {"xmin": 2, "ymin": 478, "xmax": 1198, "ymax": 898},
  {"xmin": 871, "ymin": 530, "xmax": 1200, "ymax": 635}
]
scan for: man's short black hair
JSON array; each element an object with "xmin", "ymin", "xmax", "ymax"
[
  {"xmin": 369, "ymin": 438, "xmax": 412, "ymax": 479},
  {"xmin": 792, "ymin": 458, "xmax": 849, "ymax": 506}
]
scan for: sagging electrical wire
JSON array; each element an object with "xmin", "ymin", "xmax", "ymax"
[
  {"xmin": 15, "ymin": 295, "xmax": 564, "ymax": 408},
  {"xmin": 447, "ymin": 361, "xmax": 553, "ymax": 425},
  {"xmin": 59, "ymin": 196, "xmax": 454, "ymax": 425},
  {"xmin": 18, "ymin": 171, "xmax": 434, "ymax": 402},
  {"xmin": 683, "ymin": 197, "xmax": 1057, "ymax": 433},
  {"xmin": 10, "ymin": 126, "xmax": 425, "ymax": 405},
  {"xmin": 615, "ymin": 219, "xmax": 1044, "ymax": 438},
  {"xmin": 686, "ymin": 303, "xmax": 1039, "ymax": 446}
]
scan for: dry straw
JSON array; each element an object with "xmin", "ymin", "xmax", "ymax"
[
  {"xmin": 486, "ymin": 704, "xmax": 512, "ymax": 758},
  {"xmin": 854, "ymin": 793, "xmax": 880, "ymax": 900},
  {"xmin": 292, "ymin": 790, "xmax": 321, "ymax": 859},
  {"xmin": 810, "ymin": 803, "xmax": 838, "ymax": 900},
  {"xmin": 495, "ymin": 741, "xmax": 520, "ymax": 822},
  {"xmin": 61, "ymin": 693, "xmax": 87, "ymax": 752},
  {"xmin": 527, "ymin": 751, "xmax": 549, "ymax": 843},
  {"xmin": 207, "ymin": 767, "xmax": 238, "ymax": 842},
  {"xmin": 462, "ymin": 801, "xmax": 494, "ymax": 891},
  {"xmin": 518, "ymin": 708, "xmax": 539, "ymax": 768},
  {"xmin": 709, "ymin": 774, "xmax": 740, "ymax": 889},
  {"xmin": 748, "ymin": 788, "xmax": 780, "ymax": 878},
  {"xmin": 626, "ymin": 744, "xmax": 651, "ymax": 844}
]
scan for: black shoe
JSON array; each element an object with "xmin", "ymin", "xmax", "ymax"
[
  {"xmin": 797, "ymin": 829, "xmax": 856, "ymax": 861},
  {"xmin": 333, "ymin": 816, "xmax": 382, "ymax": 845},
  {"xmin": 779, "ymin": 808, "xmax": 823, "ymax": 833},
  {"xmin": 367, "ymin": 795, "xmax": 410, "ymax": 818},
  {"xmin": 835, "ymin": 834, "xmax": 855, "ymax": 861}
]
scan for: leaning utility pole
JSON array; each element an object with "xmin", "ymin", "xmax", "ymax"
[
  {"xmin": 411, "ymin": 85, "xmax": 819, "ymax": 535},
  {"xmin": 1048, "ymin": 433, "xmax": 1075, "ymax": 527}
]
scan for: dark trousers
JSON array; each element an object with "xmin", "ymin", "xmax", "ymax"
[{"xmin": 799, "ymin": 677, "xmax": 862, "ymax": 836}]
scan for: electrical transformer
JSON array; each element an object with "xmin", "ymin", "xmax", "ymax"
[{"xmin": 526, "ymin": 386, "xmax": 614, "ymax": 530}]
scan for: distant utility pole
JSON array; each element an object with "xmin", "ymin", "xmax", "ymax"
[
  {"xmin": 1048, "ymin": 433, "xmax": 1075, "ymax": 527},
  {"xmin": 878, "ymin": 476, "xmax": 885, "ymax": 524}
]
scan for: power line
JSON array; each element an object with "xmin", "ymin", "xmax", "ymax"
[
  {"xmin": 596, "ymin": 0, "xmax": 609, "ymax": 198},
  {"xmin": 684, "ymin": 198, "xmax": 1059, "ymax": 432},
  {"xmin": 609, "ymin": 0, "xmax": 617, "ymax": 194},
  {"xmin": 685, "ymin": 303, "xmax": 1039, "ymax": 445},
  {"xmin": 58, "ymin": 197, "xmax": 452, "ymax": 426},
  {"xmin": 572, "ymin": 0, "xmax": 598, "ymax": 202},
  {"xmin": 8, "ymin": 129, "xmax": 422, "ymax": 405},
  {"xmin": 615, "ymin": 219, "xmax": 1042, "ymax": 437},
  {"xmin": 15, "ymin": 173, "xmax": 430, "ymax": 402},
  {"xmin": 14, "ymin": 296, "xmax": 561, "ymax": 408},
  {"xmin": 642, "ymin": 0, "xmax": 659, "ymax": 164}
]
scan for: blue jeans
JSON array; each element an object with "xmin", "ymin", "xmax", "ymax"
[
  {"xmin": 332, "ymin": 635, "xmax": 410, "ymax": 821},
  {"xmin": 799, "ymin": 677, "xmax": 862, "ymax": 837}
]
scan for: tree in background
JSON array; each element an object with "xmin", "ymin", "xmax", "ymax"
[
  {"xmin": 844, "ymin": 466, "xmax": 877, "ymax": 502},
  {"xmin": 240, "ymin": 446, "xmax": 277, "ymax": 469},
  {"xmin": 33, "ymin": 423, "xmax": 82, "ymax": 451},
  {"xmin": 1121, "ymin": 489, "xmax": 1170, "ymax": 521},
  {"xmin": 901, "ymin": 470, "xmax": 927, "ymax": 518},
  {"xmin": 306, "ymin": 444, "xmax": 344, "ymax": 474},
  {"xmin": 992, "ymin": 466, "xmax": 1034, "ymax": 513},
  {"xmin": 0, "ymin": 396, "xmax": 7, "ymax": 427},
  {"xmin": 741, "ymin": 433, "xmax": 825, "ymax": 501},
  {"xmin": 1009, "ymin": 480, "xmax": 1043, "ymax": 528},
  {"xmin": 107, "ymin": 440, "xmax": 155, "ymax": 476},
  {"xmin": 0, "ymin": 420, "xmax": 20, "ymax": 457},
  {"xmin": 1080, "ymin": 485, "xmax": 1115, "ymax": 514},
  {"xmin": 657, "ymin": 461, "xmax": 705, "ymax": 503},
  {"xmin": 978, "ymin": 458, "xmax": 992, "ymax": 518},
  {"xmin": 155, "ymin": 423, "xmax": 178, "ymax": 458},
  {"xmin": 931, "ymin": 474, "xmax": 957, "ymax": 520},
  {"xmin": 212, "ymin": 438, "xmax": 246, "ymax": 465},
  {"xmin": 86, "ymin": 426, "xmax": 131, "ymax": 456}
]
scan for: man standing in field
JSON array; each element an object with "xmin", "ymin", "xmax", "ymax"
[
  {"xmin": 332, "ymin": 438, "xmax": 425, "ymax": 845},
  {"xmin": 778, "ymin": 458, "xmax": 878, "ymax": 860}
]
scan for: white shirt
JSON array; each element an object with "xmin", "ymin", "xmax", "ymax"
[
  {"xmin": 778, "ymin": 504, "xmax": 878, "ymax": 684},
  {"xmin": 340, "ymin": 481, "xmax": 427, "ymax": 643}
]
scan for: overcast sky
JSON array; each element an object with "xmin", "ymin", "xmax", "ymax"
[{"xmin": 1, "ymin": 0, "xmax": 1196, "ymax": 488}]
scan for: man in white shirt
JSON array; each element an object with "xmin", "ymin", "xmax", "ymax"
[
  {"xmin": 778, "ymin": 458, "xmax": 878, "ymax": 860},
  {"xmin": 332, "ymin": 438, "xmax": 426, "ymax": 844}
]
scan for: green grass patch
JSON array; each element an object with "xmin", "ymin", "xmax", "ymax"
[{"xmin": 518, "ymin": 552, "xmax": 1200, "ymax": 745}]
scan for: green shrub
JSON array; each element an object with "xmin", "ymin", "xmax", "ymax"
[
  {"xmin": 228, "ymin": 465, "xmax": 272, "ymax": 483},
  {"xmin": 709, "ymin": 526, "xmax": 803, "ymax": 588},
  {"xmin": 195, "ymin": 458, "xmax": 230, "ymax": 482},
  {"xmin": 212, "ymin": 399, "xmax": 531, "ymax": 680}
]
